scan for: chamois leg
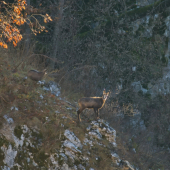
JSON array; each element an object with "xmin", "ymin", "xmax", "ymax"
[
  {"xmin": 96, "ymin": 109, "xmax": 99, "ymax": 119},
  {"xmin": 77, "ymin": 108, "xmax": 84, "ymax": 121},
  {"xmin": 94, "ymin": 108, "xmax": 99, "ymax": 119},
  {"xmin": 77, "ymin": 109, "xmax": 81, "ymax": 121}
]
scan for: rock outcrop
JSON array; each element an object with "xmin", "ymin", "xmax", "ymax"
[{"xmin": 0, "ymin": 116, "xmax": 134, "ymax": 169}]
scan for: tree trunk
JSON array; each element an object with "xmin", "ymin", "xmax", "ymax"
[
  {"xmin": 50, "ymin": 0, "xmax": 64, "ymax": 69},
  {"xmin": 24, "ymin": 0, "xmax": 31, "ymax": 57}
]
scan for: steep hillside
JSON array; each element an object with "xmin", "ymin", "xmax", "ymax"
[
  {"xmin": 0, "ymin": 84, "xmax": 134, "ymax": 170},
  {"xmin": 0, "ymin": 58, "xmax": 134, "ymax": 169}
]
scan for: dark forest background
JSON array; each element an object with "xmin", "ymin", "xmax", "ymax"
[{"xmin": 2, "ymin": 0, "xmax": 170, "ymax": 169}]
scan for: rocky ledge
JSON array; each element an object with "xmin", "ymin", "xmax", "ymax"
[{"xmin": 0, "ymin": 116, "xmax": 134, "ymax": 170}]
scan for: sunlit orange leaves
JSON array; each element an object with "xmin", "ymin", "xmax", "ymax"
[
  {"xmin": 1, "ymin": 22, "xmax": 23, "ymax": 48},
  {"xmin": 11, "ymin": 34, "xmax": 23, "ymax": 47},
  {"xmin": 14, "ymin": 6, "xmax": 21, "ymax": 15},
  {"xmin": 13, "ymin": 0, "xmax": 27, "ymax": 25},
  {"xmin": 44, "ymin": 18, "xmax": 47, "ymax": 23},
  {"xmin": 16, "ymin": 0, "xmax": 26, "ymax": 10},
  {"xmin": 0, "ymin": 0, "xmax": 26, "ymax": 48},
  {"xmin": 14, "ymin": 0, "xmax": 26, "ymax": 15},
  {"xmin": 13, "ymin": 41, "xmax": 17, "ymax": 47},
  {"xmin": 13, "ymin": 18, "xmax": 25, "ymax": 25},
  {"xmin": 0, "ymin": 42, "xmax": 8, "ymax": 49},
  {"xmin": 0, "ymin": 0, "xmax": 52, "ymax": 49},
  {"xmin": 44, "ymin": 14, "xmax": 52, "ymax": 23}
]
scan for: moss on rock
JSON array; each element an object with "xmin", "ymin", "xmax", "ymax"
[
  {"xmin": 34, "ymin": 151, "xmax": 49, "ymax": 167},
  {"xmin": 14, "ymin": 126, "xmax": 23, "ymax": 139}
]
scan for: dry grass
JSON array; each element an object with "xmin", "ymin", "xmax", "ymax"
[
  {"xmin": 0, "ymin": 49, "xmax": 131, "ymax": 169},
  {"xmin": 0, "ymin": 47, "xmax": 137, "ymax": 169},
  {"xmin": 0, "ymin": 48, "xmax": 81, "ymax": 155}
]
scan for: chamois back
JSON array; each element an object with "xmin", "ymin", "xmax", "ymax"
[
  {"xmin": 78, "ymin": 97, "xmax": 105, "ymax": 109},
  {"xmin": 27, "ymin": 69, "xmax": 47, "ymax": 81}
]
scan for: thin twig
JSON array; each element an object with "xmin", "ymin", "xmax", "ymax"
[
  {"xmin": 28, "ymin": 53, "xmax": 62, "ymax": 63},
  {"xmin": 58, "ymin": 65, "xmax": 96, "ymax": 84}
]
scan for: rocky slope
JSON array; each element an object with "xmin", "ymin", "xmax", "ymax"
[
  {"xmin": 0, "ymin": 78, "xmax": 135, "ymax": 169},
  {"xmin": 0, "ymin": 110, "xmax": 134, "ymax": 169}
]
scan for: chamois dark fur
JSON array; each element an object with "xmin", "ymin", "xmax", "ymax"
[
  {"xmin": 27, "ymin": 69, "xmax": 47, "ymax": 81},
  {"xmin": 77, "ymin": 90, "xmax": 109, "ymax": 121}
]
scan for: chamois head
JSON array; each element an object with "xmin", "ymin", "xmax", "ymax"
[
  {"xmin": 102, "ymin": 89, "xmax": 109, "ymax": 100},
  {"xmin": 27, "ymin": 69, "xmax": 47, "ymax": 81}
]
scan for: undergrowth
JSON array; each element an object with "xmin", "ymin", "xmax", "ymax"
[
  {"xmin": 0, "ymin": 47, "xmax": 78, "ymax": 156},
  {"xmin": 0, "ymin": 47, "xmax": 121, "ymax": 170}
]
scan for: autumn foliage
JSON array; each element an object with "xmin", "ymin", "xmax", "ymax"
[{"xmin": 0, "ymin": 0, "xmax": 52, "ymax": 48}]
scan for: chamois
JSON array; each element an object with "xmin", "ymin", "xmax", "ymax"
[
  {"xmin": 27, "ymin": 69, "xmax": 47, "ymax": 81},
  {"xmin": 77, "ymin": 89, "xmax": 109, "ymax": 121}
]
